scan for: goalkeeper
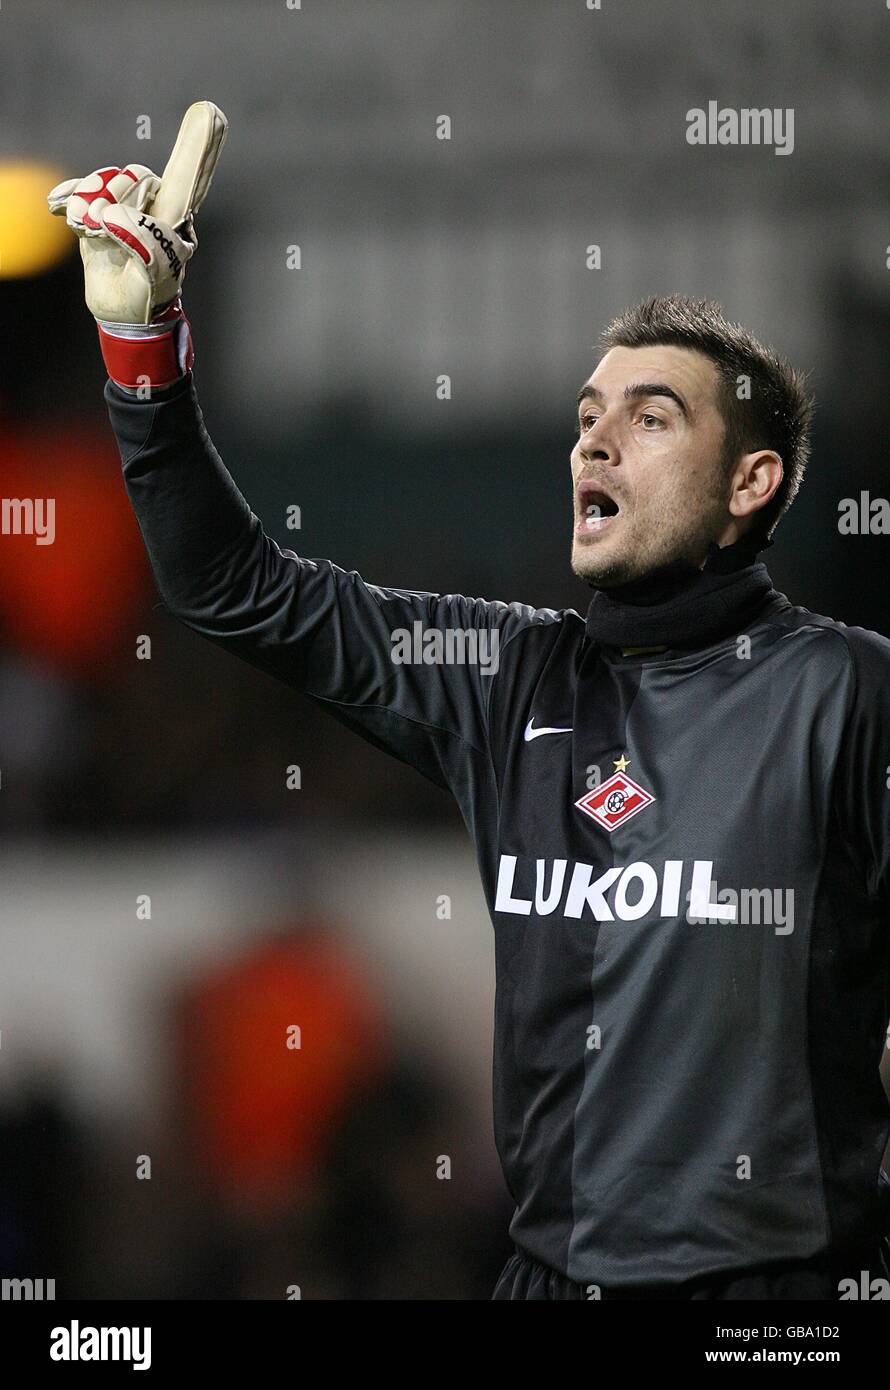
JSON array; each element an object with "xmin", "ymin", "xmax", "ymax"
[{"xmin": 49, "ymin": 105, "xmax": 890, "ymax": 1301}]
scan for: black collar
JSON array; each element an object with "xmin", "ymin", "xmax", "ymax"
[{"xmin": 584, "ymin": 536, "xmax": 782, "ymax": 652}]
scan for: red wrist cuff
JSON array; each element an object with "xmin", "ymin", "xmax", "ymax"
[{"xmin": 97, "ymin": 306, "xmax": 194, "ymax": 390}]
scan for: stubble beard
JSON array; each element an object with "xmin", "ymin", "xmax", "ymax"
[{"xmin": 572, "ymin": 486, "xmax": 729, "ymax": 590}]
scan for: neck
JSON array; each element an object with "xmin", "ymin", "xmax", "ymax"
[{"xmin": 584, "ymin": 535, "xmax": 779, "ymax": 652}]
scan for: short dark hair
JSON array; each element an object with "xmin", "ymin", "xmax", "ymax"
[{"xmin": 598, "ymin": 294, "xmax": 814, "ymax": 544}]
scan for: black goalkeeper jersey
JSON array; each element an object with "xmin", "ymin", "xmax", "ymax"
[{"xmin": 106, "ymin": 374, "xmax": 890, "ymax": 1288}]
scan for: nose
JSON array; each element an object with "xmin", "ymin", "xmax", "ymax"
[{"xmin": 578, "ymin": 415, "xmax": 619, "ymax": 466}]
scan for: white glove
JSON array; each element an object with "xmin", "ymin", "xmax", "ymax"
[
  {"xmin": 47, "ymin": 162, "xmax": 196, "ymax": 325},
  {"xmin": 47, "ymin": 101, "xmax": 227, "ymax": 389}
]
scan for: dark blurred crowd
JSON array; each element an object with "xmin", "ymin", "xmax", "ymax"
[{"xmin": 0, "ymin": 927, "xmax": 512, "ymax": 1299}]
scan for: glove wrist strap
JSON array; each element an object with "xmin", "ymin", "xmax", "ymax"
[{"xmin": 97, "ymin": 301, "xmax": 194, "ymax": 390}]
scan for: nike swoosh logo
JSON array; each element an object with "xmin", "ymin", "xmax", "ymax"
[{"xmin": 524, "ymin": 718, "xmax": 573, "ymax": 742}]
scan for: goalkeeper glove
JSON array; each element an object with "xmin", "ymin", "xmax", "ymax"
[{"xmin": 47, "ymin": 101, "xmax": 227, "ymax": 391}]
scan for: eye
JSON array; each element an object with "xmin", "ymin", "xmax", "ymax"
[
  {"xmin": 577, "ymin": 412, "xmax": 598, "ymax": 435},
  {"xmin": 640, "ymin": 413, "xmax": 664, "ymax": 429}
]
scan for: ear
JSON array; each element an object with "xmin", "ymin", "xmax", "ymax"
[{"xmin": 728, "ymin": 448, "xmax": 783, "ymax": 525}]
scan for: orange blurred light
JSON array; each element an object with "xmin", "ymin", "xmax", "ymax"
[
  {"xmin": 178, "ymin": 932, "xmax": 387, "ymax": 1214},
  {"xmin": 0, "ymin": 161, "xmax": 72, "ymax": 278},
  {"xmin": 0, "ymin": 424, "xmax": 150, "ymax": 677}
]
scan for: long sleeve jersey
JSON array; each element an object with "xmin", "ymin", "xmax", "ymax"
[{"xmin": 107, "ymin": 373, "xmax": 890, "ymax": 1288}]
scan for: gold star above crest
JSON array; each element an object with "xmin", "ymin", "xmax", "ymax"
[{"xmin": 613, "ymin": 753, "xmax": 631, "ymax": 773}]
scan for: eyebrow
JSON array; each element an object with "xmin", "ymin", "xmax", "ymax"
[{"xmin": 576, "ymin": 382, "xmax": 690, "ymax": 419}]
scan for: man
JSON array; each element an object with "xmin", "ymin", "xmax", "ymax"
[{"xmin": 49, "ymin": 140, "xmax": 890, "ymax": 1301}]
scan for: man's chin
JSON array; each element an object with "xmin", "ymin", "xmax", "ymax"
[
  {"xmin": 570, "ymin": 547, "xmax": 634, "ymax": 586},
  {"xmin": 572, "ymin": 534, "xmax": 712, "ymax": 590},
  {"xmin": 571, "ymin": 537, "xmax": 637, "ymax": 589}
]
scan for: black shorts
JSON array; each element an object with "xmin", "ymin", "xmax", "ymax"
[{"xmin": 492, "ymin": 1239, "xmax": 890, "ymax": 1301}]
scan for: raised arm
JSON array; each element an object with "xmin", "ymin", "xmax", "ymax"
[
  {"xmin": 48, "ymin": 104, "xmax": 556, "ymax": 792},
  {"xmin": 106, "ymin": 372, "xmax": 548, "ymax": 789}
]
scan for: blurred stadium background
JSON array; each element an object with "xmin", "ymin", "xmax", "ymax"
[{"xmin": 0, "ymin": 0, "xmax": 888, "ymax": 1297}]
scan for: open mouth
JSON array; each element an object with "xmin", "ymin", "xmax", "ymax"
[{"xmin": 576, "ymin": 480, "xmax": 621, "ymax": 535}]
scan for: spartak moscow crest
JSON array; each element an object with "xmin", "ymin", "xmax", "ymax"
[{"xmin": 575, "ymin": 754, "xmax": 655, "ymax": 833}]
